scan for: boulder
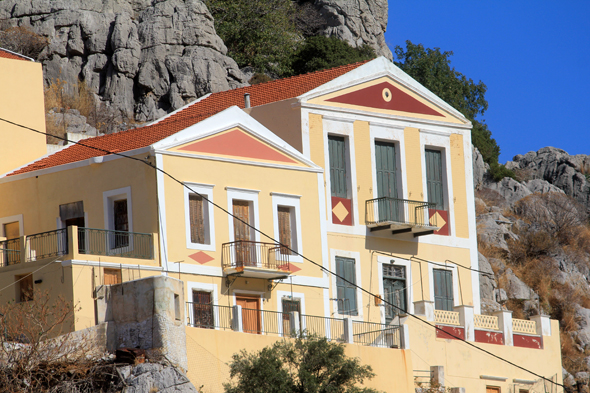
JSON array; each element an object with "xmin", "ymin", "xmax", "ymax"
[
  {"xmin": 484, "ymin": 177, "xmax": 532, "ymax": 205},
  {"xmin": 119, "ymin": 363, "xmax": 198, "ymax": 393}
]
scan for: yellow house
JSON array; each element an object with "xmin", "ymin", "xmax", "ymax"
[{"xmin": 0, "ymin": 57, "xmax": 563, "ymax": 392}]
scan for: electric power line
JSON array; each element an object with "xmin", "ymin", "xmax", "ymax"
[{"xmin": 0, "ymin": 117, "xmax": 564, "ymax": 389}]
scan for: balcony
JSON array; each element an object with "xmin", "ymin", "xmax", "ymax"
[
  {"xmin": 365, "ymin": 197, "xmax": 440, "ymax": 237},
  {"xmin": 221, "ymin": 241, "xmax": 294, "ymax": 280},
  {"xmin": 0, "ymin": 227, "xmax": 154, "ymax": 267},
  {"xmin": 186, "ymin": 302, "xmax": 404, "ymax": 349}
]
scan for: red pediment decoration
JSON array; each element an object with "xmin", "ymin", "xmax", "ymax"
[
  {"xmin": 179, "ymin": 129, "xmax": 298, "ymax": 164},
  {"xmin": 326, "ymin": 82, "xmax": 444, "ymax": 117}
]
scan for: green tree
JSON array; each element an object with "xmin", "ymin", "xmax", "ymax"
[
  {"xmin": 205, "ymin": 0, "xmax": 301, "ymax": 76},
  {"xmin": 291, "ymin": 35, "xmax": 376, "ymax": 75},
  {"xmin": 394, "ymin": 41, "xmax": 513, "ymax": 181},
  {"xmin": 224, "ymin": 335, "xmax": 381, "ymax": 393}
]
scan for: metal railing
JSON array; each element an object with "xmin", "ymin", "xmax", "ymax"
[
  {"xmin": 222, "ymin": 241, "xmax": 288, "ymax": 270},
  {"xmin": 25, "ymin": 228, "xmax": 68, "ymax": 262},
  {"xmin": 302, "ymin": 314, "xmax": 346, "ymax": 342},
  {"xmin": 0, "ymin": 238, "xmax": 20, "ymax": 267},
  {"xmin": 241, "ymin": 308, "xmax": 289, "ymax": 336},
  {"xmin": 353, "ymin": 320, "xmax": 401, "ymax": 348},
  {"xmin": 474, "ymin": 314, "xmax": 500, "ymax": 330},
  {"xmin": 186, "ymin": 303, "xmax": 233, "ymax": 330},
  {"xmin": 512, "ymin": 318, "xmax": 537, "ymax": 335},
  {"xmin": 78, "ymin": 228, "xmax": 154, "ymax": 259},
  {"xmin": 365, "ymin": 197, "xmax": 436, "ymax": 227},
  {"xmin": 434, "ymin": 310, "xmax": 461, "ymax": 326}
]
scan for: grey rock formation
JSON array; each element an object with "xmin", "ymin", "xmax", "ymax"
[
  {"xmin": 315, "ymin": 0, "xmax": 392, "ymax": 60},
  {"xmin": 476, "ymin": 211, "xmax": 517, "ymax": 253},
  {"xmin": 484, "ymin": 177, "xmax": 532, "ymax": 205},
  {"xmin": 119, "ymin": 363, "xmax": 198, "ymax": 393},
  {"xmin": 478, "ymin": 252, "xmax": 502, "ymax": 312},
  {"xmin": 1, "ymin": 0, "xmax": 247, "ymax": 122},
  {"xmin": 472, "ymin": 146, "xmax": 487, "ymax": 190},
  {"xmin": 507, "ymin": 147, "xmax": 590, "ymax": 211},
  {"xmin": 47, "ymin": 109, "xmax": 99, "ymax": 136}
]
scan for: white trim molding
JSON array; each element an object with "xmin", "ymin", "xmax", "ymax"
[{"xmin": 184, "ymin": 183, "xmax": 216, "ymax": 252}]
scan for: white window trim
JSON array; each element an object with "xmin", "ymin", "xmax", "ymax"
[
  {"xmin": 271, "ymin": 194, "xmax": 303, "ymax": 263},
  {"xmin": 103, "ymin": 186, "xmax": 133, "ymax": 251},
  {"xmin": 277, "ymin": 290, "xmax": 307, "ymax": 335},
  {"xmin": 226, "ymin": 188, "xmax": 260, "ymax": 243},
  {"xmin": 369, "ymin": 125, "xmax": 407, "ymax": 200},
  {"xmin": 330, "ymin": 249, "xmax": 363, "ymax": 320},
  {"xmin": 377, "ymin": 255, "xmax": 414, "ymax": 324},
  {"xmin": 428, "ymin": 261, "xmax": 460, "ymax": 309},
  {"xmin": 186, "ymin": 281, "xmax": 219, "ymax": 329},
  {"xmin": 0, "ymin": 214, "xmax": 23, "ymax": 237},
  {"xmin": 184, "ymin": 183, "xmax": 215, "ymax": 251},
  {"xmin": 420, "ymin": 132, "xmax": 454, "ymax": 236},
  {"xmin": 323, "ymin": 119, "xmax": 360, "ymax": 233}
]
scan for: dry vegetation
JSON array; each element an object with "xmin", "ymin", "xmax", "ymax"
[{"xmin": 0, "ymin": 24, "xmax": 48, "ymax": 60}]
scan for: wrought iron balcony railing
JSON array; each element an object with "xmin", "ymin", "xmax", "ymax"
[
  {"xmin": 365, "ymin": 197, "xmax": 436, "ymax": 228},
  {"xmin": 221, "ymin": 241, "xmax": 289, "ymax": 271}
]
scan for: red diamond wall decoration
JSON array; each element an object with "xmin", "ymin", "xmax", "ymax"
[{"xmin": 189, "ymin": 251, "xmax": 214, "ymax": 264}]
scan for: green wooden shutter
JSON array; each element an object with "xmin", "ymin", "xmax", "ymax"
[
  {"xmin": 336, "ymin": 257, "xmax": 358, "ymax": 315},
  {"xmin": 433, "ymin": 269, "xmax": 453, "ymax": 311},
  {"xmin": 376, "ymin": 142, "xmax": 400, "ymax": 222},
  {"xmin": 425, "ymin": 149, "xmax": 444, "ymax": 209},
  {"xmin": 329, "ymin": 136, "xmax": 348, "ymax": 198}
]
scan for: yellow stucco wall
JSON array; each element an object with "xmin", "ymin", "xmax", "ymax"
[
  {"xmin": 0, "ymin": 57, "xmax": 47, "ymax": 176},
  {"xmin": 450, "ymin": 133, "xmax": 469, "ymax": 238},
  {"xmin": 185, "ymin": 326, "xmax": 415, "ymax": 393}
]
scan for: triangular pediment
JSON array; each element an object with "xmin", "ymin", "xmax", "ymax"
[
  {"xmin": 168, "ymin": 127, "xmax": 308, "ymax": 167},
  {"xmin": 307, "ymin": 76, "xmax": 465, "ymax": 124}
]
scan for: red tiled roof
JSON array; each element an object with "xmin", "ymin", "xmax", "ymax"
[
  {"xmin": 8, "ymin": 61, "xmax": 367, "ymax": 176},
  {"xmin": 0, "ymin": 48, "xmax": 32, "ymax": 61}
]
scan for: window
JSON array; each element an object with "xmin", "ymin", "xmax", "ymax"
[
  {"xmin": 486, "ymin": 387, "xmax": 500, "ymax": 393},
  {"xmin": 272, "ymin": 193, "xmax": 302, "ymax": 262},
  {"xmin": 103, "ymin": 187, "xmax": 133, "ymax": 250},
  {"xmin": 185, "ymin": 183, "xmax": 215, "ymax": 251},
  {"xmin": 375, "ymin": 141, "xmax": 401, "ymax": 222},
  {"xmin": 336, "ymin": 257, "xmax": 358, "ymax": 316},
  {"xmin": 189, "ymin": 194, "xmax": 206, "ymax": 244},
  {"xmin": 328, "ymin": 135, "xmax": 348, "ymax": 198},
  {"xmin": 16, "ymin": 273, "xmax": 33, "ymax": 302},
  {"xmin": 277, "ymin": 206, "xmax": 293, "ymax": 254},
  {"xmin": 233, "ymin": 200, "xmax": 256, "ymax": 266},
  {"xmin": 113, "ymin": 199, "xmax": 129, "ymax": 248},
  {"xmin": 103, "ymin": 268, "xmax": 122, "ymax": 285},
  {"xmin": 281, "ymin": 298, "xmax": 301, "ymax": 336},
  {"xmin": 383, "ymin": 264, "xmax": 407, "ymax": 324},
  {"xmin": 433, "ymin": 269, "xmax": 453, "ymax": 311},
  {"xmin": 174, "ymin": 294, "xmax": 181, "ymax": 321},
  {"xmin": 192, "ymin": 291, "xmax": 214, "ymax": 328},
  {"xmin": 425, "ymin": 149, "xmax": 445, "ymax": 210}
]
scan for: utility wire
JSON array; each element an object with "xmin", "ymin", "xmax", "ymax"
[{"xmin": 0, "ymin": 117, "xmax": 564, "ymax": 388}]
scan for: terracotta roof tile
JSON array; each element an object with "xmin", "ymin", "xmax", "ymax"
[
  {"xmin": 0, "ymin": 48, "xmax": 32, "ymax": 61},
  {"xmin": 8, "ymin": 61, "xmax": 367, "ymax": 176}
]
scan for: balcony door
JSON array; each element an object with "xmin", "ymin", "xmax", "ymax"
[
  {"xmin": 382, "ymin": 264, "xmax": 406, "ymax": 324},
  {"xmin": 236, "ymin": 295, "xmax": 260, "ymax": 334},
  {"xmin": 375, "ymin": 141, "xmax": 400, "ymax": 223},
  {"xmin": 2, "ymin": 221, "xmax": 20, "ymax": 265},
  {"xmin": 233, "ymin": 200, "xmax": 256, "ymax": 266},
  {"xmin": 192, "ymin": 291, "xmax": 214, "ymax": 329}
]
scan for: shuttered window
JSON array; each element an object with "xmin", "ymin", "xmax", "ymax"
[
  {"xmin": 189, "ymin": 193, "xmax": 206, "ymax": 244},
  {"xmin": 425, "ymin": 149, "xmax": 445, "ymax": 210},
  {"xmin": 433, "ymin": 269, "xmax": 454, "ymax": 311},
  {"xmin": 113, "ymin": 199, "xmax": 129, "ymax": 248},
  {"xmin": 329, "ymin": 136, "xmax": 348, "ymax": 198},
  {"xmin": 336, "ymin": 257, "xmax": 358, "ymax": 315},
  {"xmin": 278, "ymin": 206, "xmax": 293, "ymax": 255},
  {"xmin": 192, "ymin": 291, "xmax": 214, "ymax": 329}
]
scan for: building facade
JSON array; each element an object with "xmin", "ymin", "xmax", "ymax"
[{"xmin": 0, "ymin": 55, "xmax": 563, "ymax": 392}]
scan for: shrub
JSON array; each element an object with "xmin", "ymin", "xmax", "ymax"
[{"xmin": 0, "ymin": 25, "xmax": 48, "ymax": 60}]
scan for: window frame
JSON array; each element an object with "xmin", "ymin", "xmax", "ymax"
[
  {"xmin": 271, "ymin": 193, "xmax": 303, "ymax": 263},
  {"xmin": 184, "ymin": 183, "xmax": 216, "ymax": 251},
  {"xmin": 428, "ymin": 262, "xmax": 459, "ymax": 311},
  {"xmin": 330, "ymin": 249, "xmax": 363, "ymax": 320},
  {"xmin": 103, "ymin": 187, "xmax": 133, "ymax": 251},
  {"xmin": 226, "ymin": 187, "xmax": 260, "ymax": 244},
  {"xmin": 186, "ymin": 281, "xmax": 219, "ymax": 329},
  {"xmin": 277, "ymin": 290, "xmax": 307, "ymax": 335},
  {"xmin": 425, "ymin": 148, "xmax": 447, "ymax": 210}
]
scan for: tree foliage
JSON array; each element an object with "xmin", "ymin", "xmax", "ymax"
[
  {"xmin": 224, "ymin": 335, "xmax": 381, "ymax": 393},
  {"xmin": 205, "ymin": 0, "xmax": 301, "ymax": 76},
  {"xmin": 394, "ymin": 41, "xmax": 513, "ymax": 180},
  {"xmin": 291, "ymin": 35, "xmax": 376, "ymax": 75}
]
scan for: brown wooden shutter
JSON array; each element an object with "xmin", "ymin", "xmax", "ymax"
[
  {"xmin": 278, "ymin": 206, "xmax": 292, "ymax": 255},
  {"xmin": 104, "ymin": 268, "xmax": 122, "ymax": 285},
  {"xmin": 189, "ymin": 194, "xmax": 205, "ymax": 243}
]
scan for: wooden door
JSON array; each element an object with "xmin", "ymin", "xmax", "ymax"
[
  {"xmin": 425, "ymin": 149, "xmax": 444, "ymax": 210},
  {"xmin": 236, "ymin": 296, "xmax": 260, "ymax": 334},
  {"xmin": 486, "ymin": 387, "xmax": 500, "ymax": 393},
  {"xmin": 375, "ymin": 141, "xmax": 399, "ymax": 222},
  {"xmin": 233, "ymin": 201, "xmax": 255, "ymax": 266}
]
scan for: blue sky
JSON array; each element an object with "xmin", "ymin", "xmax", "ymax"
[{"xmin": 384, "ymin": 1, "xmax": 590, "ymax": 163}]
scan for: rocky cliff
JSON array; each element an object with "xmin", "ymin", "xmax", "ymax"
[
  {"xmin": 0, "ymin": 0, "xmax": 391, "ymax": 125},
  {"xmin": 474, "ymin": 147, "xmax": 590, "ymax": 392}
]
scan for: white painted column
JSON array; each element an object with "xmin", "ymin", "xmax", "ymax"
[
  {"xmin": 232, "ymin": 305, "xmax": 243, "ymax": 332},
  {"xmin": 455, "ymin": 305, "xmax": 474, "ymax": 341},
  {"xmin": 289, "ymin": 311, "xmax": 301, "ymax": 337},
  {"xmin": 493, "ymin": 309, "xmax": 513, "ymax": 346},
  {"xmin": 343, "ymin": 317, "xmax": 354, "ymax": 344},
  {"xmin": 414, "ymin": 300, "xmax": 435, "ymax": 321},
  {"xmin": 531, "ymin": 314, "xmax": 552, "ymax": 336}
]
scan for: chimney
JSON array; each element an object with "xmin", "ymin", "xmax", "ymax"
[{"xmin": 244, "ymin": 93, "xmax": 251, "ymax": 108}]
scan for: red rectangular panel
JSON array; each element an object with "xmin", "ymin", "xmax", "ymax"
[
  {"xmin": 429, "ymin": 209, "xmax": 449, "ymax": 236},
  {"xmin": 513, "ymin": 334, "xmax": 543, "ymax": 349},
  {"xmin": 474, "ymin": 329, "xmax": 504, "ymax": 345},
  {"xmin": 331, "ymin": 197, "xmax": 353, "ymax": 226},
  {"xmin": 435, "ymin": 325, "xmax": 465, "ymax": 340}
]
